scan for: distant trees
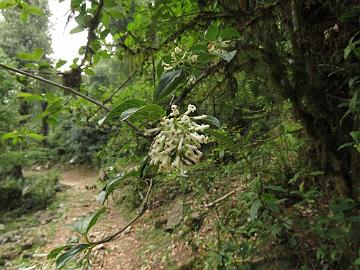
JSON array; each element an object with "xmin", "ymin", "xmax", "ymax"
[{"xmin": 0, "ymin": 0, "xmax": 52, "ymax": 176}]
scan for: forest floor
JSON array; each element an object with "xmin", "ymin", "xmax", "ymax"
[
  {"xmin": 0, "ymin": 165, "xmax": 295, "ymax": 270},
  {"xmin": 0, "ymin": 165, "xmax": 169, "ymax": 270},
  {"xmin": 42, "ymin": 165, "xmax": 143, "ymax": 270}
]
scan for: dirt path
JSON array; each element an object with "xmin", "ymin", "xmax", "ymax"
[{"xmin": 43, "ymin": 165, "xmax": 142, "ymax": 269}]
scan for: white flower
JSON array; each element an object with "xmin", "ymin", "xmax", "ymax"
[
  {"xmin": 174, "ymin": 47, "xmax": 182, "ymax": 54},
  {"xmin": 144, "ymin": 127, "xmax": 160, "ymax": 136},
  {"xmin": 192, "ymin": 115, "xmax": 207, "ymax": 120},
  {"xmin": 171, "ymin": 156, "xmax": 181, "ymax": 168},
  {"xmin": 194, "ymin": 124, "xmax": 210, "ymax": 132},
  {"xmin": 185, "ymin": 104, "xmax": 196, "ymax": 115},
  {"xmin": 162, "ymin": 61, "xmax": 171, "ymax": 67},
  {"xmin": 178, "ymin": 137, "xmax": 184, "ymax": 151},
  {"xmin": 145, "ymin": 104, "xmax": 210, "ymax": 172},
  {"xmin": 164, "ymin": 66, "xmax": 174, "ymax": 71},
  {"xmin": 180, "ymin": 115, "xmax": 191, "ymax": 124},
  {"xmin": 187, "ymin": 75, "xmax": 196, "ymax": 85},
  {"xmin": 190, "ymin": 54, "xmax": 198, "ymax": 62}
]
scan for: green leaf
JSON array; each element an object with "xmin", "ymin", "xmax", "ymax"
[
  {"xmin": 204, "ymin": 129, "xmax": 237, "ymax": 150},
  {"xmin": 249, "ymin": 199, "xmax": 261, "ymax": 221},
  {"xmin": 17, "ymin": 51, "xmax": 33, "ymax": 61},
  {"xmin": 56, "ymin": 59, "xmax": 67, "ymax": 68},
  {"xmin": 124, "ymin": 36, "xmax": 135, "ymax": 47},
  {"xmin": 26, "ymin": 5, "xmax": 44, "ymax": 16},
  {"xmin": 27, "ymin": 132, "xmax": 45, "ymax": 141},
  {"xmin": 98, "ymin": 99, "xmax": 147, "ymax": 125},
  {"xmin": 338, "ymin": 142, "xmax": 354, "ymax": 151},
  {"xmin": 349, "ymin": 76, "xmax": 360, "ymax": 88},
  {"xmin": 107, "ymin": 8, "xmax": 123, "ymax": 19},
  {"xmin": 204, "ymin": 24, "xmax": 219, "ymax": 42},
  {"xmin": 70, "ymin": 0, "xmax": 83, "ymax": 9},
  {"xmin": 17, "ymin": 92, "xmax": 43, "ymax": 101},
  {"xmin": 32, "ymin": 48, "xmax": 44, "ymax": 61},
  {"xmin": 214, "ymin": 50, "xmax": 237, "ymax": 62},
  {"xmin": 0, "ymin": 0, "xmax": 18, "ymax": 9},
  {"xmin": 355, "ymin": 257, "xmax": 360, "ymax": 265},
  {"xmin": 75, "ymin": 13, "xmax": 91, "ymax": 27},
  {"xmin": 265, "ymin": 185, "xmax": 287, "ymax": 193},
  {"xmin": 262, "ymin": 193, "xmax": 279, "ymax": 212},
  {"xmin": 97, "ymin": 177, "xmax": 122, "ymax": 204},
  {"xmin": 154, "ymin": 69, "xmax": 185, "ymax": 101},
  {"xmin": 1, "ymin": 132, "xmax": 18, "ymax": 140},
  {"xmin": 20, "ymin": 10, "xmax": 29, "ymax": 23},
  {"xmin": 70, "ymin": 25, "xmax": 84, "ymax": 34},
  {"xmin": 17, "ymin": 48, "xmax": 44, "ymax": 61},
  {"xmin": 203, "ymin": 115, "xmax": 220, "ymax": 128},
  {"xmin": 219, "ymin": 27, "xmax": 240, "ymax": 40},
  {"xmin": 97, "ymin": 171, "xmax": 138, "ymax": 204},
  {"xmin": 72, "ymin": 207, "xmax": 106, "ymax": 235},
  {"xmin": 56, "ymin": 244, "xmax": 89, "ymax": 270},
  {"xmin": 48, "ymin": 244, "xmax": 74, "ymax": 260},
  {"xmin": 119, "ymin": 104, "xmax": 165, "ymax": 122},
  {"xmin": 344, "ymin": 32, "xmax": 360, "ymax": 60},
  {"xmin": 101, "ymin": 12, "xmax": 110, "ymax": 28}
]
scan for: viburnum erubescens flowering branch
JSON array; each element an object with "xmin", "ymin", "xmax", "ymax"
[{"xmin": 145, "ymin": 104, "xmax": 210, "ymax": 173}]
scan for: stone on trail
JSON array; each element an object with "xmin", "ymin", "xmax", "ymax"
[
  {"xmin": 98, "ymin": 168, "xmax": 107, "ymax": 181},
  {"xmin": 166, "ymin": 199, "xmax": 184, "ymax": 231}
]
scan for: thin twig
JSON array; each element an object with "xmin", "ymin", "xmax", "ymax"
[
  {"xmin": 0, "ymin": 63, "xmax": 110, "ymax": 111},
  {"xmin": 173, "ymin": 60, "xmax": 225, "ymax": 106},
  {"xmin": 204, "ymin": 186, "xmax": 245, "ymax": 208},
  {"xmin": 103, "ymin": 69, "xmax": 138, "ymax": 104},
  {"xmin": 0, "ymin": 63, "xmax": 148, "ymax": 138},
  {"xmin": 94, "ymin": 178, "xmax": 153, "ymax": 244}
]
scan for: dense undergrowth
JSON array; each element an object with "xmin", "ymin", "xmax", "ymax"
[
  {"xmin": 0, "ymin": 171, "xmax": 59, "ymax": 227},
  {"xmin": 1, "ymin": 0, "xmax": 360, "ymax": 269},
  {"xmin": 102, "ymin": 101, "xmax": 360, "ymax": 269}
]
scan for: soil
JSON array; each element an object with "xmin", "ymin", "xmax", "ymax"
[{"xmin": 42, "ymin": 165, "xmax": 143, "ymax": 270}]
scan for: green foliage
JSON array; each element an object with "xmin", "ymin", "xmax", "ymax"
[
  {"xmin": 72, "ymin": 207, "xmax": 106, "ymax": 235},
  {"xmin": 16, "ymin": 47, "xmax": 44, "ymax": 61},
  {"xmin": 1, "ymin": 0, "xmax": 360, "ymax": 269},
  {"xmin": 0, "ymin": 170, "xmax": 59, "ymax": 214},
  {"xmin": 55, "ymin": 243, "xmax": 90, "ymax": 270},
  {"xmin": 154, "ymin": 69, "xmax": 185, "ymax": 101}
]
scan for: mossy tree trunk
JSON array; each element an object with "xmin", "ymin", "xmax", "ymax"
[{"xmin": 224, "ymin": 0, "xmax": 360, "ymax": 199}]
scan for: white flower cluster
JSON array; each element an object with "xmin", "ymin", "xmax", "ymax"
[
  {"xmin": 162, "ymin": 47, "xmax": 199, "ymax": 86},
  {"xmin": 207, "ymin": 37, "xmax": 231, "ymax": 55},
  {"xmin": 162, "ymin": 47, "xmax": 198, "ymax": 71},
  {"xmin": 145, "ymin": 104, "xmax": 210, "ymax": 172}
]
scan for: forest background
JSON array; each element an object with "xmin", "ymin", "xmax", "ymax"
[{"xmin": 0, "ymin": 0, "xmax": 360, "ymax": 269}]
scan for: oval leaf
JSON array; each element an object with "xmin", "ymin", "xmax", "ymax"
[
  {"xmin": 72, "ymin": 207, "xmax": 106, "ymax": 235},
  {"xmin": 33, "ymin": 48, "xmax": 44, "ymax": 61},
  {"xmin": 98, "ymin": 99, "xmax": 147, "ymax": 125},
  {"xmin": 17, "ymin": 92, "xmax": 43, "ymax": 101},
  {"xmin": 154, "ymin": 69, "xmax": 185, "ymax": 101},
  {"xmin": 119, "ymin": 104, "xmax": 165, "ymax": 122},
  {"xmin": 203, "ymin": 115, "xmax": 220, "ymax": 128},
  {"xmin": 219, "ymin": 27, "xmax": 240, "ymax": 40},
  {"xmin": 0, "ymin": 0, "xmax": 18, "ymax": 9},
  {"xmin": 205, "ymin": 129, "xmax": 237, "ymax": 150},
  {"xmin": 214, "ymin": 50, "xmax": 237, "ymax": 63},
  {"xmin": 97, "ymin": 171, "xmax": 138, "ymax": 204},
  {"xmin": 56, "ymin": 244, "xmax": 89, "ymax": 270},
  {"xmin": 48, "ymin": 244, "xmax": 74, "ymax": 260},
  {"xmin": 204, "ymin": 24, "xmax": 219, "ymax": 42}
]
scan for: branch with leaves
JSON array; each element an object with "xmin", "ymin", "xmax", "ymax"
[{"xmin": 0, "ymin": 63, "xmax": 147, "ymax": 138}]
